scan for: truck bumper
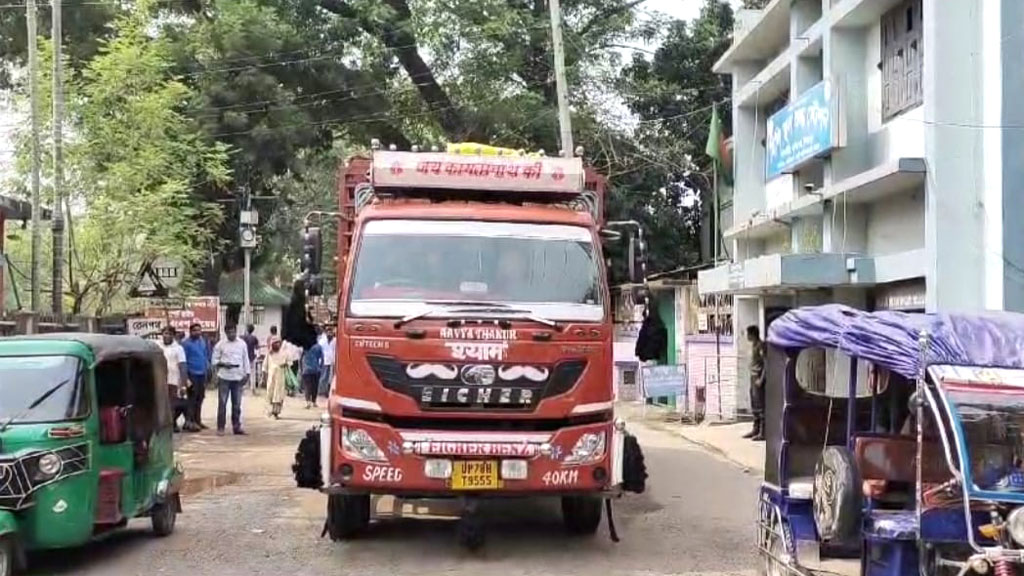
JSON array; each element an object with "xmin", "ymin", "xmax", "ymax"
[{"xmin": 321, "ymin": 416, "xmax": 624, "ymax": 497}]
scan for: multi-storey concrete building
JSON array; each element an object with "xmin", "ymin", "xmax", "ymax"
[{"xmin": 698, "ymin": 0, "xmax": 1024, "ymax": 407}]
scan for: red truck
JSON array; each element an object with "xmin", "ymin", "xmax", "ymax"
[{"xmin": 293, "ymin": 145, "xmax": 647, "ymax": 549}]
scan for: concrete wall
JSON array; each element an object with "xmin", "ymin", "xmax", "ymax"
[{"xmin": 864, "ymin": 191, "xmax": 925, "ymax": 255}]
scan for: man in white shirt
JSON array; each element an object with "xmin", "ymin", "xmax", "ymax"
[
  {"xmin": 317, "ymin": 325, "xmax": 336, "ymax": 397},
  {"xmin": 159, "ymin": 326, "xmax": 188, "ymax": 433},
  {"xmin": 211, "ymin": 324, "xmax": 251, "ymax": 436}
]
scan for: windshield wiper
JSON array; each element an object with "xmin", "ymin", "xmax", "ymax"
[
  {"xmin": 393, "ymin": 301, "xmax": 512, "ymax": 329},
  {"xmin": 0, "ymin": 378, "xmax": 72, "ymax": 434}
]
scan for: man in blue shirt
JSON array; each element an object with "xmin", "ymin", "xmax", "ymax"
[
  {"xmin": 182, "ymin": 323, "xmax": 212, "ymax": 432},
  {"xmin": 301, "ymin": 342, "xmax": 323, "ymax": 409}
]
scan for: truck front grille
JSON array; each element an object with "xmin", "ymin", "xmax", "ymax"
[{"xmin": 365, "ymin": 355, "xmax": 587, "ymax": 413}]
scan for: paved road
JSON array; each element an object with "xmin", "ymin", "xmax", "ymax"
[{"xmin": 26, "ymin": 411, "xmax": 760, "ymax": 576}]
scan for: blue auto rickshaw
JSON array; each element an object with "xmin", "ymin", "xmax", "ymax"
[{"xmin": 758, "ymin": 305, "xmax": 1024, "ymax": 576}]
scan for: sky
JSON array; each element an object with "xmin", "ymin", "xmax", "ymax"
[{"xmin": 641, "ymin": 0, "xmax": 707, "ymax": 21}]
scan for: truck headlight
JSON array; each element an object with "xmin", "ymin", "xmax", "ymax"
[
  {"xmin": 562, "ymin": 432, "xmax": 606, "ymax": 466},
  {"xmin": 35, "ymin": 453, "xmax": 62, "ymax": 480},
  {"xmin": 341, "ymin": 427, "xmax": 388, "ymax": 463},
  {"xmin": 1007, "ymin": 508, "xmax": 1024, "ymax": 545}
]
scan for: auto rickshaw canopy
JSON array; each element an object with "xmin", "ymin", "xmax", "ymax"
[{"xmin": 767, "ymin": 304, "xmax": 1024, "ymax": 379}]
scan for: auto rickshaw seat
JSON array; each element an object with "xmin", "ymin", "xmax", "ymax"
[
  {"xmin": 99, "ymin": 406, "xmax": 127, "ymax": 444},
  {"xmin": 854, "ymin": 435, "xmax": 949, "ymax": 484}
]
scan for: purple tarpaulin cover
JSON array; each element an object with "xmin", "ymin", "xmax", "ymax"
[{"xmin": 766, "ymin": 305, "xmax": 1024, "ymax": 379}]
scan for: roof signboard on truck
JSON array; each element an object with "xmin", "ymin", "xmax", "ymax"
[{"xmin": 371, "ymin": 150, "xmax": 585, "ymax": 194}]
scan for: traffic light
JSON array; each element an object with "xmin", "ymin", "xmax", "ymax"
[{"xmin": 301, "ymin": 227, "xmax": 322, "ymax": 275}]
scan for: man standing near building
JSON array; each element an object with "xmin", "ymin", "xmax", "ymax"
[
  {"xmin": 182, "ymin": 323, "xmax": 211, "ymax": 432},
  {"xmin": 242, "ymin": 324, "xmax": 259, "ymax": 365},
  {"xmin": 212, "ymin": 324, "xmax": 251, "ymax": 436},
  {"xmin": 317, "ymin": 324, "xmax": 335, "ymax": 398},
  {"xmin": 744, "ymin": 325, "xmax": 766, "ymax": 441},
  {"xmin": 160, "ymin": 326, "xmax": 188, "ymax": 433}
]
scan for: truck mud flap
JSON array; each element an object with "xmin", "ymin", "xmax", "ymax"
[
  {"xmin": 293, "ymin": 427, "xmax": 323, "ymax": 490},
  {"xmin": 621, "ymin": 434, "xmax": 647, "ymax": 494}
]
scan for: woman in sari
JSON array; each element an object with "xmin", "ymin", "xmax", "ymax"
[{"xmin": 264, "ymin": 338, "xmax": 291, "ymax": 419}]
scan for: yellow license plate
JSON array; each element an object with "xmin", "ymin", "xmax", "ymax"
[{"xmin": 451, "ymin": 460, "xmax": 502, "ymax": 490}]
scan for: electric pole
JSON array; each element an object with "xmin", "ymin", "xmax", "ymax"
[
  {"xmin": 548, "ymin": 0, "xmax": 574, "ymax": 159},
  {"xmin": 51, "ymin": 0, "xmax": 65, "ymax": 314},
  {"xmin": 26, "ymin": 0, "xmax": 41, "ymax": 312}
]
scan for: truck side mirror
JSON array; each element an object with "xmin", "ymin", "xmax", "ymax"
[
  {"xmin": 627, "ymin": 233, "xmax": 647, "ymax": 285},
  {"xmin": 301, "ymin": 227, "xmax": 323, "ymax": 276},
  {"xmin": 599, "ymin": 228, "xmax": 622, "ymax": 243}
]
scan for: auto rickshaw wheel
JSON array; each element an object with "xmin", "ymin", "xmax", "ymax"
[
  {"xmin": 759, "ymin": 520, "xmax": 788, "ymax": 576},
  {"xmin": 326, "ymin": 494, "xmax": 370, "ymax": 541},
  {"xmin": 561, "ymin": 496, "xmax": 603, "ymax": 535},
  {"xmin": 812, "ymin": 446, "xmax": 862, "ymax": 547},
  {"xmin": 151, "ymin": 499, "xmax": 178, "ymax": 537}
]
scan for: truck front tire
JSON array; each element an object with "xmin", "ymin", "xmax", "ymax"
[
  {"xmin": 326, "ymin": 494, "xmax": 370, "ymax": 540},
  {"xmin": 561, "ymin": 496, "xmax": 603, "ymax": 535}
]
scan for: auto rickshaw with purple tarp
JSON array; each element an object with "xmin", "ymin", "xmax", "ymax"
[{"xmin": 757, "ymin": 304, "xmax": 1024, "ymax": 576}]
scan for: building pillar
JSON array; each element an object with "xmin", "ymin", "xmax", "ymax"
[
  {"xmin": 923, "ymin": 0, "xmax": 986, "ymax": 312},
  {"xmin": 1000, "ymin": 0, "xmax": 1024, "ymax": 311}
]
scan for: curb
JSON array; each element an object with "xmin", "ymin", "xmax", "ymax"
[
  {"xmin": 634, "ymin": 417, "xmax": 764, "ymax": 475},
  {"xmin": 675, "ymin": 430, "xmax": 763, "ymax": 475}
]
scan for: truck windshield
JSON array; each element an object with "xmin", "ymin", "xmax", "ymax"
[
  {"xmin": 349, "ymin": 219, "xmax": 604, "ymax": 322},
  {"xmin": 0, "ymin": 355, "xmax": 87, "ymax": 424},
  {"xmin": 945, "ymin": 384, "xmax": 1024, "ymax": 493}
]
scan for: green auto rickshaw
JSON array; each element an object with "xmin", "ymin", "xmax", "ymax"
[{"xmin": 0, "ymin": 333, "xmax": 183, "ymax": 575}]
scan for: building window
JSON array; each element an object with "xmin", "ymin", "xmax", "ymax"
[{"xmin": 881, "ymin": 0, "xmax": 923, "ymax": 122}]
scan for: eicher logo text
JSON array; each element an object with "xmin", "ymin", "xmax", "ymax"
[{"xmin": 421, "ymin": 386, "xmax": 534, "ymax": 406}]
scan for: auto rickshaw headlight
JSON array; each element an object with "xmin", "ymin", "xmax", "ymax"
[
  {"xmin": 36, "ymin": 453, "xmax": 62, "ymax": 478},
  {"xmin": 1006, "ymin": 508, "xmax": 1024, "ymax": 545}
]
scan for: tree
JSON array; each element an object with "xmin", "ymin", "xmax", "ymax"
[
  {"xmin": 163, "ymin": 0, "xmax": 659, "ymax": 284},
  {"xmin": 616, "ymin": 0, "xmax": 734, "ymax": 270},
  {"xmin": 6, "ymin": 3, "xmax": 232, "ymax": 314}
]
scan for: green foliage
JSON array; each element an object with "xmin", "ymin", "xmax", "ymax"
[
  {"xmin": 6, "ymin": 4, "xmax": 231, "ymax": 314},
  {"xmin": 4, "ymin": 0, "xmax": 741, "ymax": 301},
  {"xmin": 617, "ymin": 0, "xmax": 735, "ymax": 268}
]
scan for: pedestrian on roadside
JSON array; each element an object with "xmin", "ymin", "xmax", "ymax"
[
  {"xmin": 159, "ymin": 326, "xmax": 188, "ymax": 433},
  {"xmin": 317, "ymin": 325, "xmax": 335, "ymax": 397},
  {"xmin": 182, "ymin": 323, "xmax": 211, "ymax": 432},
  {"xmin": 242, "ymin": 323, "xmax": 259, "ymax": 365},
  {"xmin": 267, "ymin": 325, "xmax": 278, "ymax": 349},
  {"xmin": 212, "ymin": 324, "xmax": 251, "ymax": 436},
  {"xmin": 263, "ymin": 337, "xmax": 291, "ymax": 419},
  {"xmin": 744, "ymin": 325, "xmax": 766, "ymax": 441},
  {"xmin": 301, "ymin": 340, "xmax": 323, "ymax": 409}
]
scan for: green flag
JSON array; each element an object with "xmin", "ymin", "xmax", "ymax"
[{"xmin": 705, "ymin": 103, "xmax": 722, "ymax": 162}]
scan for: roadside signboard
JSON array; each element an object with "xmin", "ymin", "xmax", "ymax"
[
  {"xmin": 150, "ymin": 257, "xmax": 183, "ymax": 290},
  {"xmin": 127, "ymin": 317, "xmax": 165, "ymax": 340},
  {"xmin": 641, "ymin": 364, "xmax": 687, "ymax": 399},
  {"xmin": 143, "ymin": 296, "xmax": 220, "ymax": 333},
  {"xmin": 765, "ymin": 80, "xmax": 841, "ymax": 180}
]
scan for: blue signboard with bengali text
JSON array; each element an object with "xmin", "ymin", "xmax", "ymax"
[
  {"xmin": 642, "ymin": 364, "xmax": 687, "ymax": 399},
  {"xmin": 765, "ymin": 80, "xmax": 838, "ymax": 180}
]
